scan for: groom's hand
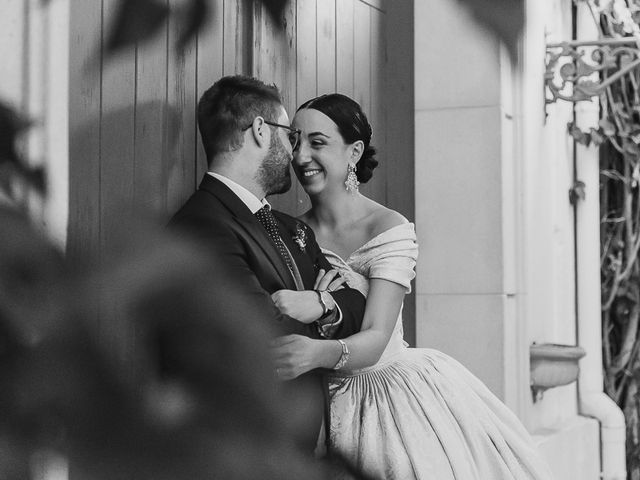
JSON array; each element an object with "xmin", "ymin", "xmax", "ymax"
[
  {"xmin": 271, "ymin": 290, "xmax": 325, "ymax": 323},
  {"xmin": 271, "ymin": 334, "xmax": 341, "ymax": 380},
  {"xmin": 271, "ymin": 334, "xmax": 316, "ymax": 380}
]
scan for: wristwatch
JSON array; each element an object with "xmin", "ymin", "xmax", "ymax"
[{"xmin": 315, "ymin": 289, "xmax": 333, "ymax": 317}]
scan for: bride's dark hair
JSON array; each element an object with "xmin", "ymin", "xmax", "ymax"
[{"xmin": 297, "ymin": 94, "xmax": 378, "ymax": 183}]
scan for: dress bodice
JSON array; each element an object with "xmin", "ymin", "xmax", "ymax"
[{"xmin": 321, "ymin": 222, "xmax": 418, "ymax": 367}]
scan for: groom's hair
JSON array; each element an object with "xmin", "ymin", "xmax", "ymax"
[{"xmin": 198, "ymin": 75, "xmax": 282, "ymax": 161}]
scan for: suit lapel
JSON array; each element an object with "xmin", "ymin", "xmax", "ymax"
[
  {"xmin": 199, "ymin": 175, "xmax": 297, "ymax": 290},
  {"xmin": 235, "ymin": 216, "xmax": 298, "ymax": 290}
]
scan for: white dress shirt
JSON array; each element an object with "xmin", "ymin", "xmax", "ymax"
[{"xmin": 208, "ymin": 172, "xmax": 268, "ymax": 214}]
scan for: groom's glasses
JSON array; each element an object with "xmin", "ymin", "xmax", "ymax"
[{"xmin": 243, "ymin": 121, "xmax": 302, "ymax": 151}]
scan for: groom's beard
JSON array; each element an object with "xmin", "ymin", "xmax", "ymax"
[{"xmin": 258, "ymin": 134, "xmax": 292, "ymax": 196}]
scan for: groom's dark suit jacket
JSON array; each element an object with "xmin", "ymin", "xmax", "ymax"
[{"xmin": 168, "ymin": 174, "xmax": 365, "ymax": 451}]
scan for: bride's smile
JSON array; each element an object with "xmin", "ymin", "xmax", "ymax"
[{"xmin": 291, "ymin": 108, "xmax": 359, "ymax": 196}]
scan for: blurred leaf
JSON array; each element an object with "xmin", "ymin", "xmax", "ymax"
[
  {"xmin": 623, "ymin": 138, "xmax": 640, "ymax": 155},
  {"xmin": 568, "ymin": 122, "xmax": 591, "ymax": 146},
  {"xmin": 262, "ymin": 0, "xmax": 289, "ymax": 27},
  {"xmin": 600, "ymin": 118, "xmax": 617, "ymax": 136},
  {"xmin": 175, "ymin": 0, "xmax": 211, "ymax": 52},
  {"xmin": 613, "ymin": 102, "xmax": 631, "ymax": 120},
  {"xmin": 613, "ymin": 21, "xmax": 626, "ymax": 36},
  {"xmin": 0, "ymin": 219, "xmax": 335, "ymax": 480},
  {"xmin": 457, "ymin": 0, "xmax": 524, "ymax": 60},
  {"xmin": 106, "ymin": 0, "xmax": 169, "ymax": 54},
  {"xmin": 0, "ymin": 102, "xmax": 30, "ymax": 166},
  {"xmin": 631, "ymin": 129, "xmax": 640, "ymax": 144},
  {"xmin": 632, "ymin": 162, "xmax": 640, "ymax": 187},
  {"xmin": 590, "ymin": 127, "xmax": 606, "ymax": 146},
  {"xmin": 0, "ymin": 102, "xmax": 45, "ymax": 195},
  {"xmin": 569, "ymin": 180, "xmax": 586, "ymax": 205}
]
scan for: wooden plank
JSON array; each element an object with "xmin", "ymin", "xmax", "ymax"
[
  {"xmin": 280, "ymin": 0, "xmax": 297, "ymax": 117},
  {"xmin": 198, "ymin": 0, "xmax": 224, "ymax": 93},
  {"xmin": 296, "ymin": 0, "xmax": 317, "ymax": 103},
  {"xmin": 223, "ymin": 0, "xmax": 250, "ymax": 75},
  {"xmin": 67, "ymin": 0, "xmax": 102, "ymax": 261},
  {"xmin": 255, "ymin": 0, "xmax": 299, "ymax": 215},
  {"xmin": 335, "ymin": 0, "xmax": 354, "ymax": 96},
  {"xmin": 252, "ymin": 2, "xmax": 276, "ymax": 84},
  {"xmin": 384, "ymin": 0, "xmax": 414, "ymax": 344},
  {"xmin": 366, "ymin": 7, "xmax": 386, "ymax": 205},
  {"xmin": 352, "ymin": 1, "xmax": 373, "ymax": 198},
  {"xmin": 281, "ymin": 0, "xmax": 301, "ymax": 216},
  {"xmin": 133, "ymin": 4, "xmax": 169, "ymax": 216},
  {"xmin": 166, "ymin": 0, "xmax": 198, "ymax": 216},
  {"xmin": 353, "ymin": 1, "xmax": 371, "ymax": 117},
  {"xmin": 293, "ymin": 0, "xmax": 318, "ymax": 216},
  {"xmin": 98, "ymin": 0, "xmax": 138, "ymax": 370},
  {"xmin": 316, "ymin": 0, "xmax": 336, "ymax": 95},
  {"xmin": 222, "ymin": 0, "xmax": 238, "ymax": 75},
  {"xmin": 251, "ymin": 0, "xmax": 296, "ymax": 114},
  {"xmin": 195, "ymin": 0, "xmax": 224, "ymax": 184},
  {"xmin": 384, "ymin": 0, "xmax": 413, "ymax": 217},
  {"xmin": 100, "ymin": 0, "xmax": 137, "ymax": 248}
]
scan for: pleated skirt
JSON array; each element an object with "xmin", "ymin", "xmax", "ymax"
[{"xmin": 327, "ymin": 348, "xmax": 553, "ymax": 480}]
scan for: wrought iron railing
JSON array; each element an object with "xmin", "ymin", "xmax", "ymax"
[{"xmin": 545, "ymin": 37, "xmax": 640, "ymax": 105}]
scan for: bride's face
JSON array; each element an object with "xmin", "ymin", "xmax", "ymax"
[{"xmin": 291, "ymin": 108, "xmax": 353, "ymax": 196}]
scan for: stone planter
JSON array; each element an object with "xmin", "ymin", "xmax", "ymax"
[{"xmin": 530, "ymin": 343, "xmax": 586, "ymax": 401}]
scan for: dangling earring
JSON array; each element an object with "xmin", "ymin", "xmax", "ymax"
[{"xmin": 345, "ymin": 162, "xmax": 359, "ymax": 193}]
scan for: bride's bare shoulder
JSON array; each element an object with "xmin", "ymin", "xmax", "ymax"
[{"xmin": 364, "ymin": 199, "xmax": 408, "ymax": 237}]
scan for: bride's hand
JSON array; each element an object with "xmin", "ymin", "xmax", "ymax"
[
  {"xmin": 271, "ymin": 290, "xmax": 324, "ymax": 323},
  {"xmin": 271, "ymin": 334, "xmax": 322, "ymax": 380},
  {"xmin": 313, "ymin": 268, "xmax": 347, "ymax": 292}
]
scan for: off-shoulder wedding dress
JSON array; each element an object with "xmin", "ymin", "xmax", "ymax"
[{"xmin": 322, "ymin": 222, "xmax": 552, "ymax": 480}]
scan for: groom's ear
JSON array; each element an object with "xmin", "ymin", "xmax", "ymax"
[{"xmin": 248, "ymin": 116, "xmax": 269, "ymax": 149}]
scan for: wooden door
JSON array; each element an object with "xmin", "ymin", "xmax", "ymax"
[
  {"xmin": 253, "ymin": 0, "xmax": 388, "ymax": 216},
  {"xmin": 68, "ymin": 0, "xmax": 415, "ymax": 339},
  {"xmin": 68, "ymin": 0, "xmax": 253, "ymax": 261}
]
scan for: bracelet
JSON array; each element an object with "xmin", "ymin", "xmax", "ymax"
[
  {"xmin": 315, "ymin": 289, "xmax": 330, "ymax": 317},
  {"xmin": 333, "ymin": 339, "xmax": 350, "ymax": 370}
]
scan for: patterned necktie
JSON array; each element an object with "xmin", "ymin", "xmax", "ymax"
[{"xmin": 254, "ymin": 205, "xmax": 295, "ymax": 272}]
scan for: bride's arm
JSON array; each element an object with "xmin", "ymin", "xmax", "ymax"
[
  {"xmin": 272, "ymin": 278, "xmax": 405, "ymax": 379},
  {"xmin": 335, "ymin": 278, "xmax": 406, "ymax": 367}
]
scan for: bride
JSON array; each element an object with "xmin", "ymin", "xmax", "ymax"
[{"xmin": 271, "ymin": 93, "xmax": 553, "ymax": 479}]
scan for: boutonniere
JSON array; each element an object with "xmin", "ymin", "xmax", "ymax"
[{"xmin": 292, "ymin": 223, "xmax": 307, "ymax": 252}]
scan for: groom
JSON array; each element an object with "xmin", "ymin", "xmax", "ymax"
[{"xmin": 169, "ymin": 75, "xmax": 365, "ymax": 453}]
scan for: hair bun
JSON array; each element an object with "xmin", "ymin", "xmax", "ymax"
[{"xmin": 356, "ymin": 145, "xmax": 378, "ymax": 184}]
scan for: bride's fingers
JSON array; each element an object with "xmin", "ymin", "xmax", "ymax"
[
  {"xmin": 326, "ymin": 276, "xmax": 347, "ymax": 292},
  {"xmin": 274, "ymin": 366, "xmax": 291, "ymax": 380},
  {"xmin": 313, "ymin": 269, "xmax": 326, "ymax": 290},
  {"xmin": 270, "ymin": 350, "xmax": 300, "ymax": 365},
  {"xmin": 316, "ymin": 269, "xmax": 340, "ymax": 291},
  {"xmin": 272, "ymin": 357, "xmax": 302, "ymax": 378}
]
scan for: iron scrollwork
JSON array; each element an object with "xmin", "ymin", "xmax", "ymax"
[{"xmin": 545, "ymin": 38, "xmax": 640, "ymax": 105}]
